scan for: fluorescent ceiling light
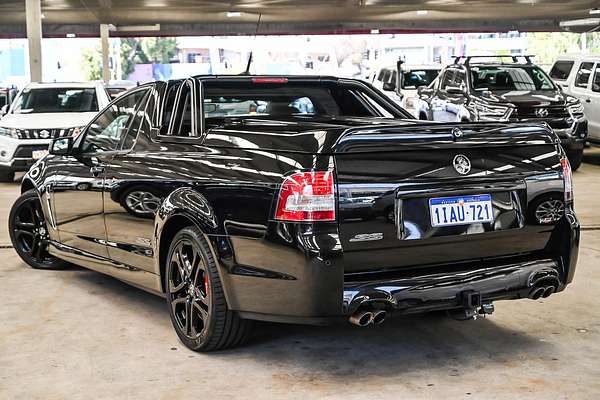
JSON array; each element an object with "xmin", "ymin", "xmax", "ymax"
[
  {"xmin": 227, "ymin": 11, "xmax": 242, "ymax": 17},
  {"xmin": 559, "ymin": 18, "xmax": 600, "ymax": 27},
  {"xmin": 590, "ymin": 8, "xmax": 600, "ymax": 15},
  {"xmin": 417, "ymin": 10, "xmax": 428, "ymax": 15},
  {"xmin": 114, "ymin": 24, "xmax": 161, "ymax": 31}
]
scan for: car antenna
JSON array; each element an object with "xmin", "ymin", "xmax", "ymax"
[{"xmin": 241, "ymin": 13, "xmax": 262, "ymax": 75}]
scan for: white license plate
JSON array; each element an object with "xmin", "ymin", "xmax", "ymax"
[
  {"xmin": 429, "ymin": 194, "xmax": 493, "ymax": 227},
  {"xmin": 32, "ymin": 150, "xmax": 48, "ymax": 160}
]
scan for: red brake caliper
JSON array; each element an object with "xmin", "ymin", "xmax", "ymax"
[{"xmin": 204, "ymin": 274, "xmax": 209, "ymax": 297}]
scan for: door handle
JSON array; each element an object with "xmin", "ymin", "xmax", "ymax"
[{"xmin": 90, "ymin": 165, "xmax": 105, "ymax": 177}]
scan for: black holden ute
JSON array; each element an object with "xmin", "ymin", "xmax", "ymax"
[
  {"xmin": 417, "ymin": 55, "xmax": 588, "ymax": 170},
  {"xmin": 9, "ymin": 76, "xmax": 579, "ymax": 351}
]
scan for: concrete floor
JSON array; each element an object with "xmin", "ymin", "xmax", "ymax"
[{"xmin": 1, "ymin": 150, "xmax": 600, "ymax": 399}]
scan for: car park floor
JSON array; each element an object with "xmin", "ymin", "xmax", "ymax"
[{"xmin": 1, "ymin": 149, "xmax": 600, "ymax": 400}]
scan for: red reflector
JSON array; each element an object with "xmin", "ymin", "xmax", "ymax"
[
  {"xmin": 252, "ymin": 78, "xmax": 288, "ymax": 84},
  {"xmin": 275, "ymin": 171, "xmax": 336, "ymax": 222}
]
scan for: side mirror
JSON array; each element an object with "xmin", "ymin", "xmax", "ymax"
[
  {"xmin": 446, "ymin": 86, "xmax": 466, "ymax": 96},
  {"xmin": 0, "ymin": 104, "xmax": 8, "ymax": 117},
  {"xmin": 382, "ymin": 82, "xmax": 396, "ymax": 92},
  {"xmin": 417, "ymin": 86, "xmax": 433, "ymax": 97},
  {"xmin": 49, "ymin": 136, "xmax": 73, "ymax": 156}
]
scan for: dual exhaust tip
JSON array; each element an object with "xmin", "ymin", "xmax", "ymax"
[
  {"xmin": 529, "ymin": 285, "xmax": 556, "ymax": 300},
  {"xmin": 348, "ymin": 309, "xmax": 387, "ymax": 327}
]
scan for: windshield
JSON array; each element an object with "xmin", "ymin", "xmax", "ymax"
[
  {"xmin": 470, "ymin": 66, "xmax": 556, "ymax": 92},
  {"xmin": 202, "ymin": 82, "xmax": 396, "ymax": 120},
  {"xmin": 12, "ymin": 87, "xmax": 99, "ymax": 114},
  {"xmin": 402, "ymin": 69, "xmax": 440, "ymax": 89}
]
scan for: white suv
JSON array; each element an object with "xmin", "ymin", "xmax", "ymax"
[
  {"xmin": 550, "ymin": 55, "xmax": 600, "ymax": 144},
  {"xmin": 0, "ymin": 82, "xmax": 110, "ymax": 182},
  {"xmin": 371, "ymin": 64, "xmax": 442, "ymax": 117}
]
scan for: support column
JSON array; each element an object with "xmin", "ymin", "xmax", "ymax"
[
  {"xmin": 25, "ymin": 0, "xmax": 43, "ymax": 82},
  {"xmin": 100, "ymin": 24, "xmax": 110, "ymax": 83}
]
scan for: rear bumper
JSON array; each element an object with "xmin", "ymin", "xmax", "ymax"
[
  {"xmin": 343, "ymin": 258, "xmax": 560, "ymax": 315},
  {"xmin": 216, "ymin": 209, "xmax": 580, "ymax": 324}
]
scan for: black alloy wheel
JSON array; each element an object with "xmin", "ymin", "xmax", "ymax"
[
  {"xmin": 9, "ymin": 189, "xmax": 68, "ymax": 269},
  {"xmin": 165, "ymin": 226, "xmax": 252, "ymax": 351}
]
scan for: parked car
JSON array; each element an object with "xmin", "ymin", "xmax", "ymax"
[
  {"xmin": 549, "ymin": 55, "xmax": 600, "ymax": 144},
  {"xmin": 9, "ymin": 75, "xmax": 579, "ymax": 352},
  {"xmin": 372, "ymin": 62, "xmax": 441, "ymax": 117},
  {"xmin": 0, "ymin": 82, "xmax": 111, "ymax": 182},
  {"xmin": 104, "ymin": 80, "xmax": 137, "ymax": 99},
  {"xmin": 417, "ymin": 55, "xmax": 588, "ymax": 170},
  {"xmin": 0, "ymin": 86, "xmax": 18, "ymax": 110}
]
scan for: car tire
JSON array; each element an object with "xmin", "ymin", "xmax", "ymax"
[
  {"xmin": 165, "ymin": 226, "xmax": 252, "ymax": 351},
  {"xmin": 567, "ymin": 149, "xmax": 583, "ymax": 171},
  {"xmin": 0, "ymin": 169, "xmax": 15, "ymax": 182},
  {"xmin": 9, "ymin": 189, "xmax": 69, "ymax": 270}
]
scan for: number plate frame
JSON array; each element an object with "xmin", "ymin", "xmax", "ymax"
[{"xmin": 429, "ymin": 194, "xmax": 493, "ymax": 227}]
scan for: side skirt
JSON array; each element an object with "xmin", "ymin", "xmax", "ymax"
[{"xmin": 48, "ymin": 240, "xmax": 163, "ymax": 295}]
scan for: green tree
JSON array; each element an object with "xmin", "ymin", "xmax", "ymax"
[
  {"xmin": 82, "ymin": 46, "xmax": 102, "ymax": 80},
  {"xmin": 140, "ymin": 37, "xmax": 178, "ymax": 63},
  {"xmin": 527, "ymin": 32, "xmax": 582, "ymax": 66}
]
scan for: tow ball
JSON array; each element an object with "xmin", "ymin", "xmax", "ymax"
[{"xmin": 449, "ymin": 290, "xmax": 494, "ymax": 320}]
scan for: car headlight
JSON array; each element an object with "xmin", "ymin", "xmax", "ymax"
[
  {"xmin": 0, "ymin": 127, "xmax": 18, "ymax": 138},
  {"xmin": 473, "ymin": 102, "xmax": 512, "ymax": 121},
  {"xmin": 567, "ymin": 101, "xmax": 585, "ymax": 119}
]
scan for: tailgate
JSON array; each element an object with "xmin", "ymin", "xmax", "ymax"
[{"xmin": 334, "ymin": 123, "xmax": 565, "ymax": 273}]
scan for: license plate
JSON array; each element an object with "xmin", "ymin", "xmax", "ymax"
[
  {"xmin": 32, "ymin": 150, "xmax": 48, "ymax": 160},
  {"xmin": 429, "ymin": 194, "xmax": 493, "ymax": 227}
]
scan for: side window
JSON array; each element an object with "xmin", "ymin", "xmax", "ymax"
[
  {"xmin": 453, "ymin": 70, "xmax": 467, "ymax": 91},
  {"xmin": 80, "ymin": 89, "xmax": 149, "ymax": 154},
  {"xmin": 439, "ymin": 70, "xmax": 455, "ymax": 91},
  {"xmin": 122, "ymin": 88, "xmax": 156, "ymax": 150},
  {"xmin": 593, "ymin": 65, "xmax": 600, "ymax": 93},
  {"xmin": 549, "ymin": 61, "xmax": 574, "ymax": 81},
  {"xmin": 575, "ymin": 62, "xmax": 594, "ymax": 88},
  {"xmin": 169, "ymin": 83, "xmax": 193, "ymax": 137}
]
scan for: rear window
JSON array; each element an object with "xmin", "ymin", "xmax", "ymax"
[
  {"xmin": 202, "ymin": 82, "xmax": 391, "ymax": 120},
  {"xmin": 549, "ymin": 61, "xmax": 574, "ymax": 81},
  {"xmin": 13, "ymin": 87, "xmax": 98, "ymax": 114}
]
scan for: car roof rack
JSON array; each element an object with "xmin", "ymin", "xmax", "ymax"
[{"xmin": 453, "ymin": 55, "xmax": 535, "ymax": 66}]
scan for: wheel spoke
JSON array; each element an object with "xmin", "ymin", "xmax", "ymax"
[
  {"xmin": 33, "ymin": 240, "xmax": 43, "ymax": 259},
  {"xmin": 169, "ymin": 278, "xmax": 186, "ymax": 294},
  {"xmin": 185, "ymin": 299, "xmax": 192, "ymax": 336},
  {"xmin": 170, "ymin": 297, "xmax": 186, "ymax": 316},
  {"xmin": 15, "ymin": 219, "xmax": 35, "ymax": 229},
  {"xmin": 15, "ymin": 229, "xmax": 34, "ymax": 239},
  {"xmin": 193, "ymin": 298, "xmax": 209, "ymax": 321},
  {"xmin": 173, "ymin": 247, "xmax": 187, "ymax": 280}
]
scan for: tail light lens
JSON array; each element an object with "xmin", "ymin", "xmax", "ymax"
[
  {"xmin": 561, "ymin": 157, "xmax": 573, "ymax": 204},
  {"xmin": 275, "ymin": 170, "xmax": 336, "ymax": 221}
]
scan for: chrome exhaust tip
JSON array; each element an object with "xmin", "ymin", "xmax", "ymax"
[
  {"xmin": 371, "ymin": 310, "xmax": 387, "ymax": 325},
  {"xmin": 542, "ymin": 286, "xmax": 556, "ymax": 298},
  {"xmin": 349, "ymin": 310, "xmax": 374, "ymax": 327},
  {"xmin": 530, "ymin": 287, "xmax": 545, "ymax": 300}
]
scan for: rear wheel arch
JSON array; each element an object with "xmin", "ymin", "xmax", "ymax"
[
  {"xmin": 21, "ymin": 178, "xmax": 36, "ymax": 194},
  {"xmin": 158, "ymin": 214, "xmax": 194, "ymax": 293}
]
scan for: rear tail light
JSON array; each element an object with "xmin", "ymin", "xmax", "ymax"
[
  {"xmin": 561, "ymin": 157, "xmax": 573, "ymax": 204},
  {"xmin": 275, "ymin": 170, "xmax": 336, "ymax": 221}
]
